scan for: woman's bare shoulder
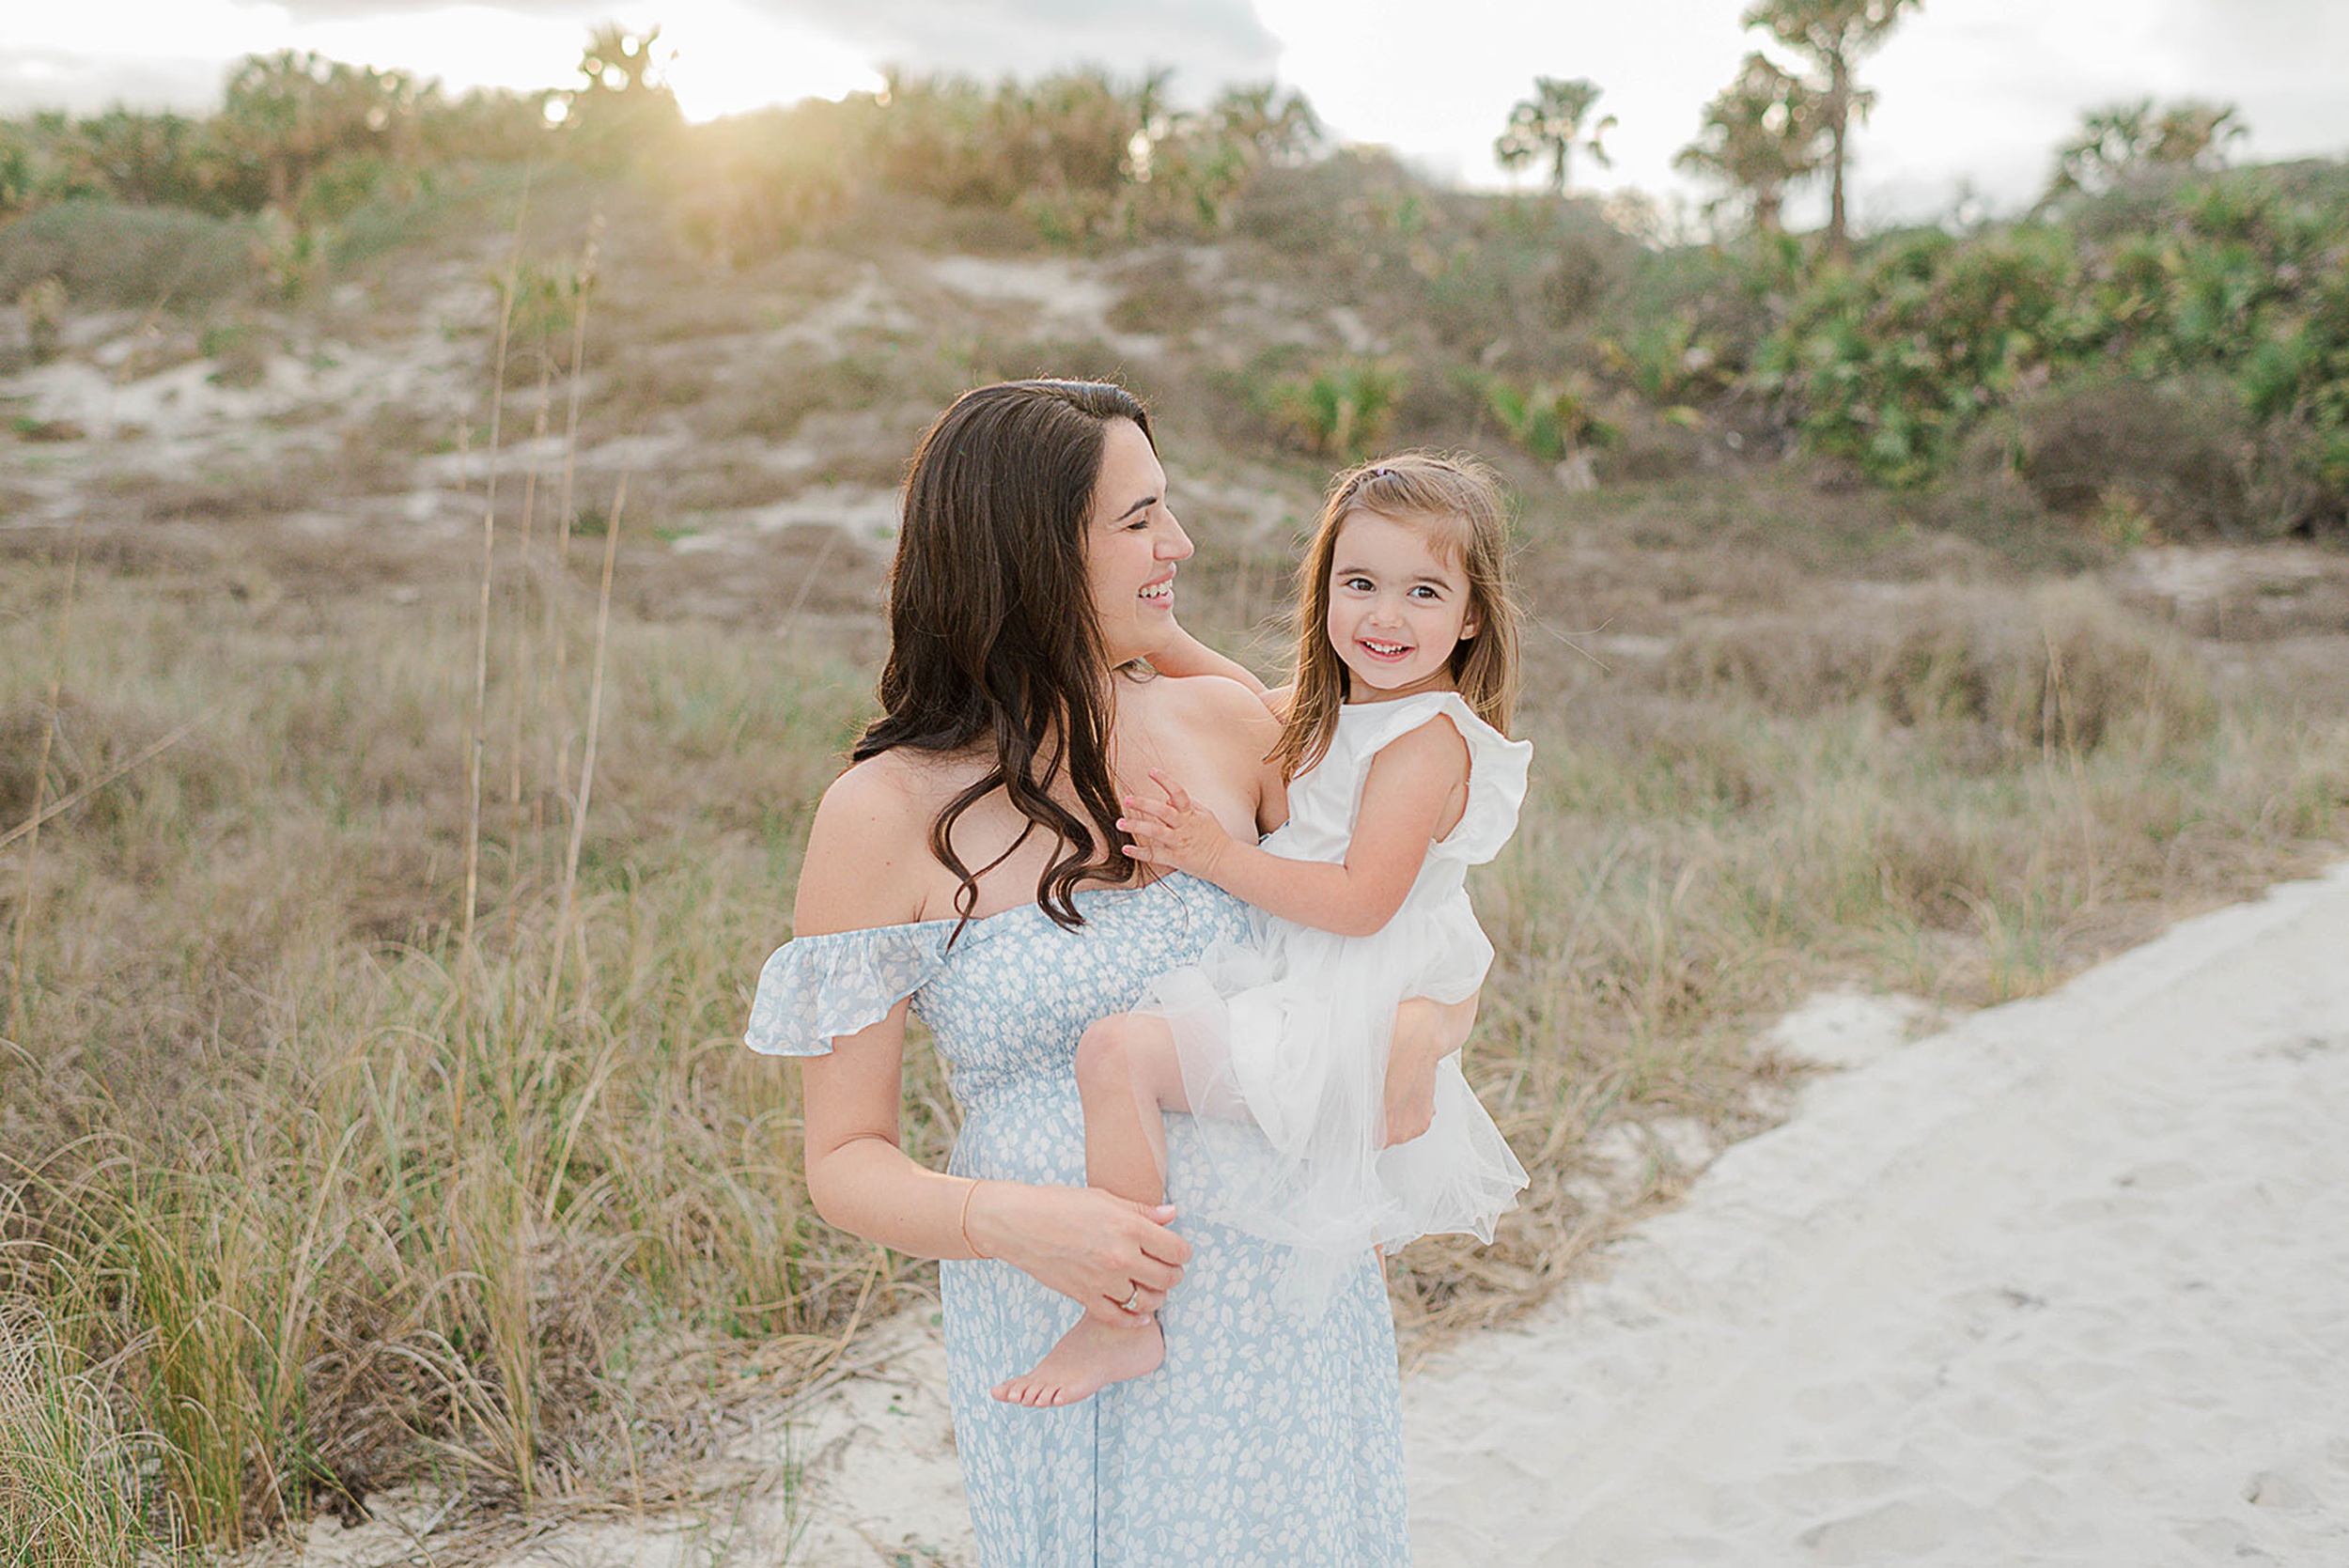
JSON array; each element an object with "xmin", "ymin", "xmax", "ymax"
[
  {"xmin": 1143, "ymin": 670, "xmax": 1283, "ymax": 749},
  {"xmin": 796, "ymin": 750, "xmax": 960, "ymax": 935}
]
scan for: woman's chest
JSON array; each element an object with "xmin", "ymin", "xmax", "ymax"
[{"xmin": 912, "ymin": 756, "xmax": 1256, "ymax": 924}]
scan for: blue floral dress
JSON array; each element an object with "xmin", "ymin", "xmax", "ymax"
[{"xmin": 746, "ymin": 873, "xmax": 1408, "ymax": 1567}]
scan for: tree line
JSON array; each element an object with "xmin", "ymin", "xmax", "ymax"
[
  {"xmin": 0, "ymin": 27, "xmax": 1321, "ymax": 252},
  {"xmin": 2, "ymin": 9, "xmax": 2338, "ymax": 536},
  {"xmin": 0, "ymin": 4, "xmax": 2263, "ymax": 265},
  {"xmin": 1499, "ymin": 0, "xmax": 2247, "ymax": 255}
]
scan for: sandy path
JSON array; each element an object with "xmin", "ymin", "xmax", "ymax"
[{"xmin": 1408, "ymin": 861, "xmax": 2349, "ymax": 1566}]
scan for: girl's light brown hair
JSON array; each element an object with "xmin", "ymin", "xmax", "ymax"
[{"xmin": 1271, "ymin": 451, "xmax": 1522, "ymax": 783}]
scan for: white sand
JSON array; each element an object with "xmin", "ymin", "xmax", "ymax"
[
  {"xmin": 1408, "ymin": 860, "xmax": 2349, "ymax": 1565},
  {"xmin": 283, "ymin": 862, "xmax": 2349, "ymax": 1565}
]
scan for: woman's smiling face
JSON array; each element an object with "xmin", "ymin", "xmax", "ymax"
[
  {"xmin": 1084, "ymin": 416, "xmax": 1192, "ymax": 666},
  {"xmin": 1323, "ymin": 507, "xmax": 1477, "ymax": 703}
]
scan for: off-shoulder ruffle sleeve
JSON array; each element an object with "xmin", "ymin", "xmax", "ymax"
[
  {"xmin": 743, "ymin": 923, "xmax": 952, "ymax": 1057},
  {"xmin": 1350, "ymin": 691, "xmax": 1532, "ymax": 865}
]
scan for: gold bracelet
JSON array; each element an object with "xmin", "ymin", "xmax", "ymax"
[{"xmin": 958, "ymin": 1178, "xmax": 990, "ymax": 1260}]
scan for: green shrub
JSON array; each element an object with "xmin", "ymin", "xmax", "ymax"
[
  {"xmin": 1747, "ymin": 161, "xmax": 2349, "ymax": 511},
  {"xmin": 0, "ymin": 198, "xmax": 257, "ymax": 310},
  {"xmin": 290, "ymin": 150, "xmax": 397, "ymax": 227},
  {"xmin": 2016, "ymin": 373, "xmax": 2249, "ymax": 536},
  {"xmin": 1602, "ymin": 306, "xmax": 1737, "ymax": 411},
  {"xmin": 1481, "ymin": 373, "xmax": 1616, "ymax": 463},
  {"xmin": 1266, "ymin": 357, "xmax": 1405, "ymax": 461},
  {"xmin": 1757, "ymin": 225, "xmax": 2086, "ymax": 485}
]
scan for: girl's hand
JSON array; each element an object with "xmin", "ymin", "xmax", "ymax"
[
  {"xmin": 966, "ymin": 1181, "xmax": 1191, "ymax": 1325},
  {"xmin": 1119, "ymin": 768, "xmax": 1236, "ymax": 881}
]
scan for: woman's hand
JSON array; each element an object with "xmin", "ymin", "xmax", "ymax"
[
  {"xmin": 965, "ymin": 1180, "xmax": 1192, "ymax": 1325},
  {"xmin": 1384, "ymin": 994, "xmax": 1480, "ymax": 1146},
  {"xmin": 1120, "ymin": 768, "xmax": 1237, "ymax": 882}
]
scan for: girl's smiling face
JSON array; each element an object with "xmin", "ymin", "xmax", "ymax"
[
  {"xmin": 1323, "ymin": 507, "xmax": 1478, "ymax": 703},
  {"xmin": 1083, "ymin": 416, "xmax": 1192, "ymax": 666}
]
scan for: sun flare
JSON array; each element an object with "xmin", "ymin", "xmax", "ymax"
[{"xmin": 656, "ymin": 0, "xmax": 885, "ymax": 122}]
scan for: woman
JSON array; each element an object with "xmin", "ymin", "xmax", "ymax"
[{"xmin": 746, "ymin": 380, "xmax": 1471, "ymax": 1564}]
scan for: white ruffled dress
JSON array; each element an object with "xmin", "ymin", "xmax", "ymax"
[{"xmin": 1143, "ymin": 690, "xmax": 1532, "ymax": 1309}]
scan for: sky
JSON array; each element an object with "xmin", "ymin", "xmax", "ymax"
[{"xmin": 5, "ymin": 0, "xmax": 2347, "ymax": 224}]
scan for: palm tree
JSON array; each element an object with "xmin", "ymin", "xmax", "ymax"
[
  {"xmin": 2149, "ymin": 101, "xmax": 2246, "ymax": 168},
  {"xmin": 578, "ymin": 23, "xmax": 664, "ymax": 95},
  {"xmin": 1740, "ymin": 0, "xmax": 1921, "ymax": 257},
  {"xmin": 563, "ymin": 24, "xmax": 679, "ymax": 165},
  {"xmin": 2046, "ymin": 98, "xmax": 2247, "ymax": 201},
  {"xmin": 213, "ymin": 51, "xmax": 422, "ymax": 209},
  {"xmin": 1206, "ymin": 83, "xmax": 1322, "ymax": 167},
  {"xmin": 1494, "ymin": 76, "xmax": 1615, "ymax": 196},
  {"xmin": 1674, "ymin": 53, "xmax": 1825, "ymax": 236}
]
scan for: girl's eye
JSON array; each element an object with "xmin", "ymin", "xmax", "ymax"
[
  {"xmin": 1340, "ymin": 576, "xmax": 1374, "ymax": 593},
  {"xmin": 1410, "ymin": 585, "xmax": 1440, "ymax": 600}
]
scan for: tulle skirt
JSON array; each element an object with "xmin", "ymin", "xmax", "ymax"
[{"xmin": 1140, "ymin": 915, "xmax": 1528, "ymax": 1315}]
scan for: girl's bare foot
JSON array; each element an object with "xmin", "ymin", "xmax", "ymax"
[{"xmin": 991, "ymin": 1316, "xmax": 1164, "ymax": 1407}]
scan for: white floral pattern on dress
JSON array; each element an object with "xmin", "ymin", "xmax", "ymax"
[{"xmin": 745, "ymin": 874, "xmax": 1408, "ymax": 1567}]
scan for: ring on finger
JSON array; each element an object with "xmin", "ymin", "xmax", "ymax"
[{"xmin": 1118, "ymin": 1285, "xmax": 1142, "ymax": 1312}]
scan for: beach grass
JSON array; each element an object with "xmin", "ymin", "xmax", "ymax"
[{"xmin": 5, "ymin": 514, "xmax": 2342, "ymax": 1545}]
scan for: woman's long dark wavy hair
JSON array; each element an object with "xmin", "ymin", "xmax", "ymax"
[{"xmin": 852, "ymin": 380, "xmax": 1150, "ymax": 934}]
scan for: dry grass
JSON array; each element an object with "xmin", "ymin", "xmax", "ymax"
[
  {"xmin": 0, "ymin": 563, "xmax": 902, "ymax": 1550},
  {"xmin": 6, "ymin": 501, "xmax": 2345, "ymax": 1548},
  {"xmin": 0, "ymin": 1304, "xmax": 154, "ymax": 1565}
]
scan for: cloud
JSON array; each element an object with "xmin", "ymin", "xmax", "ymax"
[
  {"xmin": 2159, "ymin": 0, "xmax": 2349, "ymax": 156},
  {"xmin": 774, "ymin": 0, "xmax": 1281, "ymax": 94},
  {"xmin": 271, "ymin": 0, "xmax": 589, "ymax": 12},
  {"xmin": 0, "ymin": 52, "xmax": 235, "ymax": 116},
  {"xmin": 265, "ymin": 0, "xmax": 1282, "ymax": 93}
]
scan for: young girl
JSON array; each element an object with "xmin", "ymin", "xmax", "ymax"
[{"xmin": 994, "ymin": 451, "xmax": 1532, "ymax": 1408}]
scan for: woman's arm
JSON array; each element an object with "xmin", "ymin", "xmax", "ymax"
[
  {"xmin": 1149, "ymin": 624, "xmax": 1269, "ymax": 695},
  {"xmin": 791, "ymin": 763, "xmax": 1191, "ymax": 1321},
  {"xmin": 799, "ymin": 1024, "xmax": 1190, "ymax": 1317},
  {"xmin": 1124, "ymin": 714, "xmax": 1470, "ymax": 938}
]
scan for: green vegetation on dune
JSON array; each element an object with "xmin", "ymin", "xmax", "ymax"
[{"xmin": 4, "ymin": 24, "xmax": 2344, "ymax": 536}]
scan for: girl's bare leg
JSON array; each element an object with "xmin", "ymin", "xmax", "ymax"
[{"xmin": 992, "ymin": 1012, "xmax": 1189, "ymax": 1407}]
